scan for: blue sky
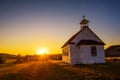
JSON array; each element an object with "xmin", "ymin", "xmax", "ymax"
[{"xmin": 0, "ymin": 0, "xmax": 120, "ymax": 54}]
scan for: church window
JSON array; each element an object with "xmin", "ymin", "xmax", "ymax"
[
  {"xmin": 91, "ymin": 46, "xmax": 97, "ymax": 57},
  {"xmin": 62, "ymin": 47, "xmax": 69, "ymax": 56}
]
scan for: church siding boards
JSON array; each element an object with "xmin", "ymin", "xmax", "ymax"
[
  {"xmin": 62, "ymin": 45, "xmax": 71, "ymax": 64},
  {"xmin": 62, "ymin": 16, "xmax": 106, "ymax": 65}
]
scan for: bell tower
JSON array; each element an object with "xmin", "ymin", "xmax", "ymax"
[{"xmin": 80, "ymin": 15, "xmax": 89, "ymax": 29}]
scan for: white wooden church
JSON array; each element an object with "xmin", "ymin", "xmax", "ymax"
[{"xmin": 61, "ymin": 16, "xmax": 106, "ymax": 65}]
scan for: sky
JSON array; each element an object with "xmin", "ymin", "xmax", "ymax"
[{"xmin": 0, "ymin": 0, "xmax": 120, "ymax": 55}]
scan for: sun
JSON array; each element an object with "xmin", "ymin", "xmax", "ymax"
[{"xmin": 37, "ymin": 48, "xmax": 48, "ymax": 55}]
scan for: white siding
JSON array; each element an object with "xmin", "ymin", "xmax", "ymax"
[
  {"xmin": 70, "ymin": 44, "xmax": 79, "ymax": 65},
  {"xmin": 79, "ymin": 45, "xmax": 105, "ymax": 64},
  {"xmin": 62, "ymin": 45, "xmax": 71, "ymax": 64},
  {"xmin": 72, "ymin": 27, "xmax": 102, "ymax": 45},
  {"xmin": 64, "ymin": 45, "xmax": 106, "ymax": 65}
]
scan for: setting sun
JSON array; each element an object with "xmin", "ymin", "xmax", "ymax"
[{"xmin": 37, "ymin": 48, "xmax": 48, "ymax": 55}]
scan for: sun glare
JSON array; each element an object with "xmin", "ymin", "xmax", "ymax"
[{"xmin": 37, "ymin": 48, "xmax": 48, "ymax": 55}]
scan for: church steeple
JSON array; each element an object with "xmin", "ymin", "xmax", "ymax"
[{"xmin": 80, "ymin": 15, "xmax": 89, "ymax": 29}]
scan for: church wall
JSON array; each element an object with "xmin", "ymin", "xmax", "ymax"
[
  {"xmin": 80, "ymin": 45, "xmax": 106, "ymax": 64},
  {"xmin": 69, "ymin": 44, "xmax": 80, "ymax": 65},
  {"xmin": 62, "ymin": 45, "xmax": 71, "ymax": 64},
  {"xmin": 63, "ymin": 44, "xmax": 106, "ymax": 65}
]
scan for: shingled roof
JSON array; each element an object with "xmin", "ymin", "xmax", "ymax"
[{"xmin": 61, "ymin": 26, "xmax": 105, "ymax": 48}]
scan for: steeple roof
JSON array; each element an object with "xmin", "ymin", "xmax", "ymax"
[
  {"xmin": 80, "ymin": 19, "xmax": 89, "ymax": 24},
  {"xmin": 80, "ymin": 15, "xmax": 89, "ymax": 24}
]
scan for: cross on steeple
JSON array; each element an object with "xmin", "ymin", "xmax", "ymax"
[
  {"xmin": 82, "ymin": 15, "xmax": 85, "ymax": 19},
  {"xmin": 80, "ymin": 15, "xmax": 89, "ymax": 29}
]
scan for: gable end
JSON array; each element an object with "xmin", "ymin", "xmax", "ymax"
[{"xmin": 61, "ymin": 26, "xmax": 105, "ymax": 48}]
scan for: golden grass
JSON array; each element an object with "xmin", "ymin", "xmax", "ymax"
[{"xmin": 0, "ymin": 60, "xmax": 120, "ymax": 80}]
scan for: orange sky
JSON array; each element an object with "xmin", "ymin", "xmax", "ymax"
[{"xmin": 0, "ymin": 0, "xmax": 120, "ymax": 55}]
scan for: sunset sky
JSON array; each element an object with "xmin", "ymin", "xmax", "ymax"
[{"xmin": 0, "ymin": 0, "xmax": 120, "ymax": 55}]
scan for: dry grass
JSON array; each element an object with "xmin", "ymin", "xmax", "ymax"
[{"xmin": 0, "ymin": 60, "xmax": 120, "ymax": 80}]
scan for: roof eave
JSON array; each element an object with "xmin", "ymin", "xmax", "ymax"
[{"xmin": 61, "ymin": 42, "xmax": 75, "ymax": 48}]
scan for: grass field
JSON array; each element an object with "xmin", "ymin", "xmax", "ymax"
[{"xmin": 0, "ymin": 60, "xmax": 120, "ymax": 80}]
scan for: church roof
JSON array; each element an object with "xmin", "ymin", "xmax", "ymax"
[
  {"xmin": 76, "ymin": 40, "xmax": 105, "ymax": 46},
  {"xmin": 61, "ymin": 26, "xmax": 105, "ymax": 48}
]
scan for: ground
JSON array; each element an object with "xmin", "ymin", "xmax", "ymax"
[{"xmin": 0, "ymin": 60, "xmax": 120, "ymax": 80}]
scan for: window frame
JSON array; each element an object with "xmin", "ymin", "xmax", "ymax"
[
  {"xmin": 62, "ymin": 47, "xmax": 69, "ymax": 56},
  {"xmin": 91, "ymin": 46, "xmax": 97, "ymax": 57}
]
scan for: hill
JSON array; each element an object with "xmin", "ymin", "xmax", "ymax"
[{"xmin": 0, "ymin": 53, "xmax": 17, "ymax": 59}]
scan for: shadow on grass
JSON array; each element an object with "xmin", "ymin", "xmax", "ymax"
[
  {"xmin": 72, "ymin": 62, "xmax": 120, "ymax": 80},
  {"xmin": 0, "ymin": 61, "xmax": 120, "ymax": 80},
  {"xmin": 74, "ymin": 62, "xmax": 120, "ymax": 76},
  {"xmin": 35, "ymin": 62, "xmax": 82, "ymax": 80}
]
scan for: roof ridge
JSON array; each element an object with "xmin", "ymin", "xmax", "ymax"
[{"xmin": 61, "ymin": 27, "xmax": 86, "ymax": 48}]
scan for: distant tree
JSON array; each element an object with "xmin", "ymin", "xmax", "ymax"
[
  {"xmin": 0, "ymin": 55, "xmax": 6, "ymax": 64},
  {"xmin": 25, "ymin": 55, "xmax": 29, "ymax": 61},
  {"xmin": 16, "ymin": 54, "xmax": 22, "ymax": 63}
]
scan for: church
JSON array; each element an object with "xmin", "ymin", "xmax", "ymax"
[{"xmin": 61, "ymin": 16, "xmax": 106, "ymax": 65}]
